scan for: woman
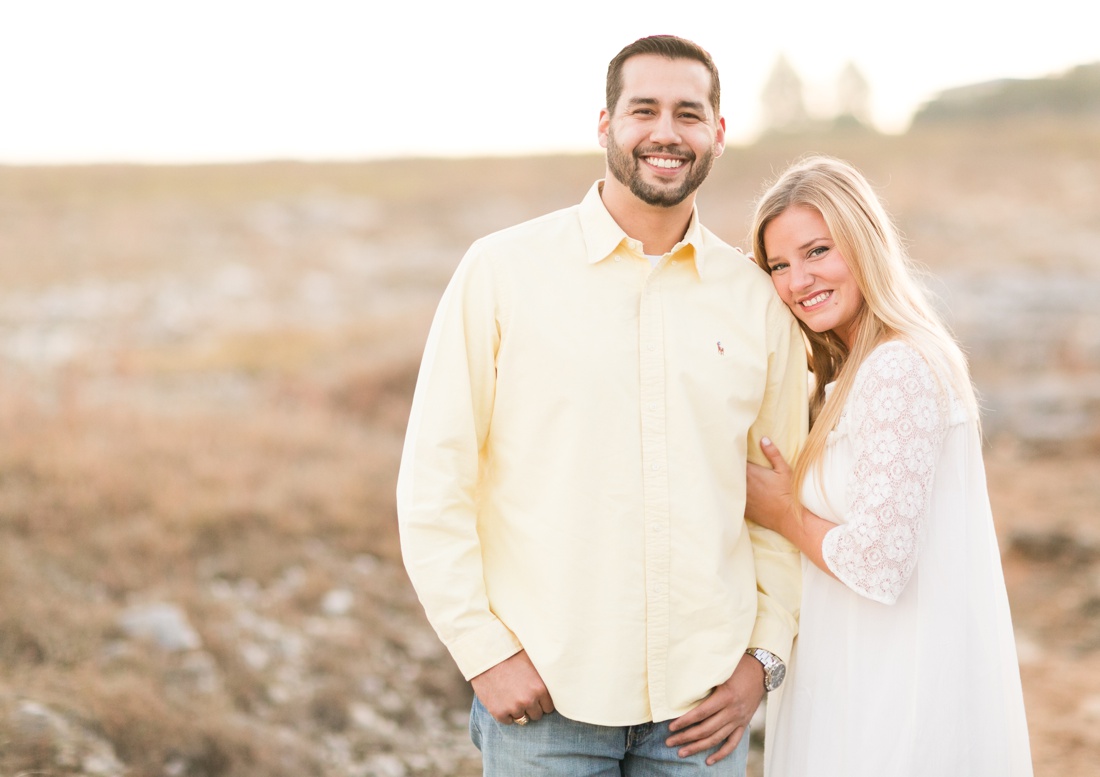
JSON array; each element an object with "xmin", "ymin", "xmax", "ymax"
[{"xmin": 745, "ymin": 156, "xmax": 1033, "ymax": 776}]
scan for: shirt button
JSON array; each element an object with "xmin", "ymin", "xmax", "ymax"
[
  {"xmin": 646, "ymin": 402, "xmax": 656, "ymax": 411},
  {"xmin": 651, "ymin": 463, "xmax": 660, "ymax": 471},
  {"xmin": 614, "ymin": 255, "xmax": 622, "ymax": 262},
  {"xmin": 647, "ymin": 343, "xmax": 656, "ymax": 352}
]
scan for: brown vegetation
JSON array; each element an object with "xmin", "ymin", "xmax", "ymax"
[{"xmin": 1, "ymin": 118, "xmax": 1098, "ymax": 775}]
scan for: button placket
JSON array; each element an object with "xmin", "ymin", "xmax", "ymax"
[{"xmin": 638, "ymin": 273, "xmax": 671, "ymax": 714}]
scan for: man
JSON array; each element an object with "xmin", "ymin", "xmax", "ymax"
[{"xmin": 397, "ymin": 35, "xmax": 807, "ymax": 775}]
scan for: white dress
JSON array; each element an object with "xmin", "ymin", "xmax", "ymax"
[{"xmin": 765, "ymin": 341, "xmax": 1033, "ymax": 777}]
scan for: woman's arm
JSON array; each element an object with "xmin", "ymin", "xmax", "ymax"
[
  {"xmin": 746, "ymin": 342, "xmax": 951, "ymax": 605},
  {"xmin": 746, "ymin": 437, "xmax": 838, "ymax": 580}
]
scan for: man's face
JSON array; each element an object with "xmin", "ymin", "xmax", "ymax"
[{"xmin": 599, "ymin": 54, "xmax": 725, "ymax": 208}]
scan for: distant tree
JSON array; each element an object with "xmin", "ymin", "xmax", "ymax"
[
  {"xmin": 836, "ymin": 61, "xmax": 872, "ymax": 126},
  {"xmin": 760, "ymin": 54, "xmax": 808, "ymax": 132}
]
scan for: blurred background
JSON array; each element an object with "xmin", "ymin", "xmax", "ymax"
[{"xmin": 1, "ymin": 2, "xmax": 1098, "ymax": 775}]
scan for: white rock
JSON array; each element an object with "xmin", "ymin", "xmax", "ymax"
[
  {"xmin": 365, "ymin": 753, "xmax": 407, "ymax": 777},
  {"xmin": 1079, "ymin": 695, "xmax": 1100, "ymax": 719},
  {"xmin": 118, "ymin": 603, "xmax": 201, "ymax": 651},
  {"xmin": 322, "ymin": 588, "xmax": 355, "ymax": 616}
]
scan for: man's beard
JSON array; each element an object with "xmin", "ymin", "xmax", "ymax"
[{"xmin": 606, "ymin": 129, "xmax": 716, "ymax": 208}]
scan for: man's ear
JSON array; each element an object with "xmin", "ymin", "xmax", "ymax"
[
  {"xmin": 714, "ymin": 115, "xmax": 727, "ymax": 158},
  {"xmin": 597, "ymin": 109, "xmax": 610, "ymax": 149}
]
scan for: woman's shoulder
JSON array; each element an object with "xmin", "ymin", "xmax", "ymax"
[
  {"xmin": 855, "ymin": 339, "xmax": 935, "ymax": 386},
  {"xmin": 848, "ymin": 338, "xmax": 971, "ymax": 427}
]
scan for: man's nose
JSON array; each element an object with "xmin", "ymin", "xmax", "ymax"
[{"xmin": 649, "ymin": 113, "xmax": 681, "ymax": 145}]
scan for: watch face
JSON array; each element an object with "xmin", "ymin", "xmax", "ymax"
[
  {"xmin": 767, "ymin": 661, "xmax": 786, "ymax": 691},
  {"xmin": 749, "ymin": 648, "xmax": 786, "ymax": 691}
]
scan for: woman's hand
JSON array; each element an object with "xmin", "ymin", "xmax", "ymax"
[
  {"xmin": 748, "ymin": 437, "xmax": 841, "ymax": 575},
  {"xmin": 745, "ymin": 436, "xmax": 796, "ymax": 536}
]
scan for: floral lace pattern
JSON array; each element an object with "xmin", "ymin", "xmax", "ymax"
[{"xmin": 822, "ymin": 341, "xmax": 950, "ymax": 604}]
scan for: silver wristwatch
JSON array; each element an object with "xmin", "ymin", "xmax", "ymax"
[{"xmin": 746, "ymin": 648, "xmax": 786, "ymax": 692}]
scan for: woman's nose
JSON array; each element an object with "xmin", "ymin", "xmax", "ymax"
[{"xmin": 789, "ymin": 262, "xmax": 813, "ymax": 290}]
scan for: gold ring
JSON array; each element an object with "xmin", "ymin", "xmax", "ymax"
[{"xmin": 514, "ymin": 714, "xmax": 530, "ymax": 726}]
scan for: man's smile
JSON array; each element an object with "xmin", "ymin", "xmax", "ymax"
[{"xmin": 644, "ymin": 156, "xmax": 685, "ymax": 169}]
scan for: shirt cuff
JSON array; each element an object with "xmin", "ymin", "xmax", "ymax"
[
  {"xmin": 447, "ymin": 617, "xmax": 525, "ymax": 680},
  {"xmin": 747, "ymin": 604, "xmax": 796, "ymax": 664}
]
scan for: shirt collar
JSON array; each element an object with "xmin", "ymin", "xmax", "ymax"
[{"xmin": 578, "ymin": 181, "xmax": 709, "ymax": 277}]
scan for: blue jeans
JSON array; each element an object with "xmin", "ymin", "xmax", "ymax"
[{"xmin": 470, "ymin": 697, "xmax": 749, "ymax": 776}]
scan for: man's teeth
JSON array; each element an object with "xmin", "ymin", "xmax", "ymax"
[
  {"xmin": 647, "ymin": 157, "xmax": 684, "ymax": 169},
  {"xmin": 801, "ymin": 292, "xmax": 830, "ymax": 307}
]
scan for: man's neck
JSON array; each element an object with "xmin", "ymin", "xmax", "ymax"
[{"xmin": 599, "ymin": 177, "xmax": 696, "ymax": 256}]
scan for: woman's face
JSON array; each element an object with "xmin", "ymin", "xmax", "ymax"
[{"xmin": 762, "ymin": 205, "xmax": 864, "ymax": 349}]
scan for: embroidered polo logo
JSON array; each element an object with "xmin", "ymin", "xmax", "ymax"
[{"xmin": 716, "ymin": 341, "xmax": 725, "ymax": 355}]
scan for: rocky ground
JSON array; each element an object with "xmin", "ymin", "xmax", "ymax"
[{"xmin": 1, "ymin": 125, "xmax": 1098, "ymax": 774}]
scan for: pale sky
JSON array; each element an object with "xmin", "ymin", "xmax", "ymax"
[{"xmin": 1, "ymin": 0, "xmax": 1095, "ymax": 164}]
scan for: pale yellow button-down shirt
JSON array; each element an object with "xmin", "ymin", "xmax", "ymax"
[{"xmin": 397, "ymin": 182, "xmax": 807, "ymax": 726}]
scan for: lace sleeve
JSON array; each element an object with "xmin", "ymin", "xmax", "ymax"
[{"xmin": 821, "ymin": 343, "xmax": 949, "ymax": 605}]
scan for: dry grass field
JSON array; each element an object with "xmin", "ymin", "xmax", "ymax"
[{"xmin": 0, "ymin": 119, "xmax": 1098, "ymax": 775}]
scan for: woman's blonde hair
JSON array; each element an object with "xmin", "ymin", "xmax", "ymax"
[{"xmin": 750, "ymin": 155, "xmax": 977, "ymax": 502}]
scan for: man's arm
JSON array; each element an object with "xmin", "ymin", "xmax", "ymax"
[
  {"xmin": 397, "ymin": 245, "xmax": 551, "ymax": 723},
  {"xmin": 667, "ymin": 298, "xmax": 808, "ymax": 761},
  {"xmin": 742, "ymin": 300, "xmax": 807, "ymax": 660}
]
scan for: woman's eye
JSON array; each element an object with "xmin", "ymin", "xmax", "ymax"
[
  {"xmin": 808, "ymin": 246, "xmax": 828, "ymax": 259},
  {"xmin": 768, "ymin": 262, "xmax": 788, "ymax": 273}
]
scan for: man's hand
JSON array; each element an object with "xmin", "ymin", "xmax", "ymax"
[
  {"xmin": 470, "ymin": 650, "xmax": 555, "ymax": 725},
  {"xmin": 665, "ymin": 653, "xmax": 766, "ymax": 765}
]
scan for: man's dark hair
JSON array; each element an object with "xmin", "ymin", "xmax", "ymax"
[{"xmin": 605, "ymin": 35, "xmax": 721, "ymax": 117}]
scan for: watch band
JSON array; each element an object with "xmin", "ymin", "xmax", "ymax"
[{"xmin": 746, "ymin": 647, "xmax": 786, "ymax": 692}]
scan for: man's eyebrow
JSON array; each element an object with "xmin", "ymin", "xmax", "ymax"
[{"xmin": 624, "ymin": 97, "xmax": 708, "ymax": 112}]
